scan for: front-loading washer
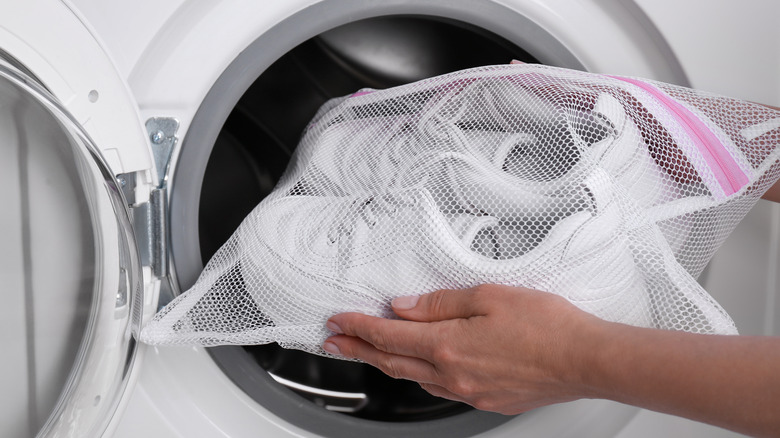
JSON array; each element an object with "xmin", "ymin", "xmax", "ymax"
[{"xmin": 2, "ymin": 1, "xmax": 777, "ymax": 437}]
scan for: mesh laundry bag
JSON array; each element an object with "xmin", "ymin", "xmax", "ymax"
[{"xmin": 141, "ymin": 64, "xmax": 780, "ymax": 356}]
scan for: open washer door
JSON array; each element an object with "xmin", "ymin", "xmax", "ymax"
[{"xmin": 0, "ymin": 61, "xmax": 144, "ymax": 438}]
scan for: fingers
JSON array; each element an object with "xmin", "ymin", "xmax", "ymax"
[
  {"xmin": 323, "ymin": 285, "xmax": 596, "ymax": 415},
  {"xmin": 324, "ymin": 334, "xmax": 440, "ymax": 383},
  {"xmin": 327, "ymin": 312, "xmax": 434, "ymax": 359},
  {"xmin": 392, "ymin": 287, "xmax": 491, "ymax": 322}
]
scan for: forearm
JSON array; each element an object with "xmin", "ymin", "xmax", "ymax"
[
  {"xmin": 327, "ymin": 287, "xmax": 780, "ymax": 436},
  {"xmin": 582, "ymin": 322, "xmax": 780, "ymax": 437},
  {"xmin": 761, "ymin": 180, "xmax": 780, "ymax": 203}
]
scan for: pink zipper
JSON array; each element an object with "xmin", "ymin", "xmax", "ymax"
[
  {"xmin": 350, "ymin": 90, "xmax": 376, "ymax": 97},
  {"xmin": 608, "ymin": 75, "xmax": 748, "ymax": 197}
]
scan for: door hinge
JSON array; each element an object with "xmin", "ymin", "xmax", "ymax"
[
  {"xmin": 130, "ymin": 188, "xmax": 168, "ymax": 278},
  {"xmin": 116, "ymin": 117, "xmax": 179, "ymax": 279}
]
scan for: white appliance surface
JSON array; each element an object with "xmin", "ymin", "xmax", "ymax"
[
  {"xmin": 617, "ymin": 3, "xmax": 780, "ymax": 436},
  {"xmin": 1, "ymin": 0, "xmax": 777, "ymax": 437}
]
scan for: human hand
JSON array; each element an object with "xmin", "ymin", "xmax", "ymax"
[{"xmin": 323, "ymin": 285, "xmax": 607, "ymax": 414}]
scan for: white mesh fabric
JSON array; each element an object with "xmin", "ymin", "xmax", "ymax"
[{"xmin": 141, "ymin": 64, "xmax": 780, "ymax": 356}]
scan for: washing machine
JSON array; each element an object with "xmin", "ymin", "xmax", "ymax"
[{"xmin": 1, "ymin": 1, "xmax": 778, "ymax": 437}]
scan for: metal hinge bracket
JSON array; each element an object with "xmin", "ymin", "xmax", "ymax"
[{"xmin": 117, "ymin": 117, "xmax": 179, "ymax": 279}]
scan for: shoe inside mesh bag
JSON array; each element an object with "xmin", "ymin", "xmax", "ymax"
[{"xmin": 141, "ymin": 64, "xmax": 780, "ymax": 356}]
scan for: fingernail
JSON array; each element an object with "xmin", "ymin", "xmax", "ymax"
[
  {"xmin": 326, "ymin": 320, "xmax": 343, "ymax": 334},
  {"xmin": 323, "ymin": 341, "xmax": 342, "ymax": 356},
  {"xmin": 392, "ymin": 295, "xmax": 419, "ymax": 310},
  {"xmin": 510, "ymin": 59, "xmax": 525, "ymax": 64}
]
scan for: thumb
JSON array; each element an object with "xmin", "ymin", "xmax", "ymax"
[{"xmin": 392, "ymin": 288, "xmax": 487, "ymax": 322}]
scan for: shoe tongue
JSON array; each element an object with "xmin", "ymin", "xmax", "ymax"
[{"xmin": 449, "ymin": 213, "xmax": 500, "ymax": 258}]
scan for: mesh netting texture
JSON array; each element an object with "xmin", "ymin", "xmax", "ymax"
[{"xmin": 141, "ymin": 64, "xmax": 780, "ymax": 356}]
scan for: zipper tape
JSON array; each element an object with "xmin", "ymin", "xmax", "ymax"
[{"xmin": 608, "ymin": 75, "xmax": 751, "ymax": 200}]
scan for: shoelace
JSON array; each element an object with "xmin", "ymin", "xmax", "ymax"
[{"xmin": 326, "ymin": 192, "xmax": 420, "ymax": 244}]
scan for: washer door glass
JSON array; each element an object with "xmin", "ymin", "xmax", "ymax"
[{"xmin": 0, "ymin": 63, "xmax": 143, "ymax": 438}]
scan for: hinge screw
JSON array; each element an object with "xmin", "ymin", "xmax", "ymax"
[{"xmin": 151, "ymin": 130, "xmax": 166, "ymax": 144}]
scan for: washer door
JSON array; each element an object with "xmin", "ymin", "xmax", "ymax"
[{"xmin": 0, "ymin": 63, "xmax": 143, "ymax": 438}]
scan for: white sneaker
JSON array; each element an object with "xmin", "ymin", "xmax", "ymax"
[
  {"xmin": 284, "ymin": 76, "xmax": 588, "ymax": 197},
  {"xmin": 141, "ymin": 178, "xmax": 741, "ymax": 353},
  {"xmin": 560, "ymin": 169, "xmax": 652, "ymax": 325},
  {"xmin": 141, "ymin": 186, "xmax": 593, "ymax": 350},
  {"xmin": 275, "ymin": 86, "xmax": 591, "ymax": 262}
]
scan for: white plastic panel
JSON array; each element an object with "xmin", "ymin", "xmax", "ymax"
[
  {"xmin": 115, "ymin": 345, "xmax": 638, "ymax": 438},
  {"xmin": 633, "ymin": 0, "xmax": 780, "ymax": 105},
  {"xmin": 702, "ymin": 201, "xmax": 780, "ymax": 336},
  {"xmin": 0, "ymin": 0, "xmax": 152, "ymax": 177},
  {"xmin": 58, "ymin": 0, "xmax": 186, "ymax": 80},
  {"xmin": 616, "ymin": 409, "xmax": 750, "ymax": 438}
]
